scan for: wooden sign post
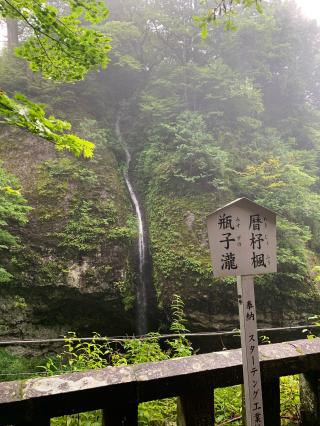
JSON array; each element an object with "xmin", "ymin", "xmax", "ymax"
[{"xmin": 207, "ymin": 198, "xmax": 276, "ymax": 426}]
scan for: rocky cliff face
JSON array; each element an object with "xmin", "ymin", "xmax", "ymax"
[
  {"xmin": 0, "ymin": 128, "xmax": 137, "ymax": 339},
  {"xmin": 144, "ymin": 187, "xmax": 320, "ymax": 332},
  {"xmin": 1, "ymin": 124, "xmax": 319, "ymax": 341}
]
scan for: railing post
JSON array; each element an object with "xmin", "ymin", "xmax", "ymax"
[
  {"xmin": 262, "ymin": 378, "xmax": 280, "ymax": 426},
  {"xmin": 102, "ymin": 403, "xmax": 138, "ymax": 425},
  {"xmin": 177, "ymin": 386, "xmax": 214, "ymax": 426},
  {"xmin": 300, "ymin": 372, "xmax": 320, "ymax": 425}
]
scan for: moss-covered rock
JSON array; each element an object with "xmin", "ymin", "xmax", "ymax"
[
  {"xmin": 0, "ymin": 128, "xmax": 137, "ymax": 338},
  {"xmin": 145, "ymin": 183, "xmax": 320, "ymax": 331}
]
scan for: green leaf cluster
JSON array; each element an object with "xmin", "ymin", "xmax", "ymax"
[
  {"xmin": 139, "ymin": 111, "xmax": 230, "ymax": 192},
  {"xmin": 0, "ymin": 0, "xmax": 112, "ymax": 156},
  {"xmin": 43, "ymin": 296, "xmax": 192, "ymax": 425},
  {"xmin": 0, "ymin": 92, "xmax": 94, "ymax": 157},
  {"xmin": 1, "ymin": 0, "xmax": 111, "ymax": 81},
  {"xmin": 0, "ymin": 166, "xmax": 30, "ymax": 282},
  {"xmin": 195, "ymin": 0, "xmax": 263, "ymax": 38}
]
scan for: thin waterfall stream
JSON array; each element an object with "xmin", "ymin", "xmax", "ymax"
[{"xmin": 115, "ymin": 116, "xmax": 148, "ymax": 334}]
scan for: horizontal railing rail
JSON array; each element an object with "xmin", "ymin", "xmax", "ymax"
[
  {"xmin": 0, "ymin": 338, "xmax": 320, "ymax": 425},
  {"xmin": 0, "ymin": 324, "xmax": 318, "ymax": 353}
]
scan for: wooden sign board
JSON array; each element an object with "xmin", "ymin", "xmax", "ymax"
[
  {"xmin": 207, "ymin": 198, "xmax": 276, "ymax": 277},
  {"xmin": 207, "ymin": 198, "xmax": 277, "ymax": 426}
]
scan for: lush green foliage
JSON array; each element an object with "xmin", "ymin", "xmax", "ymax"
[
  {"xmin": 0, "ymin": 348, "xmax": 45, "ymax": 381},
  {"xmin": 139, "ymin": 112, "xmax": 230, "ymax": 192},
  {"xmin": 114, "ymin": 0, "xmax": 320, "ymax": 318},
  {"xmin": 195, "ymin": 0, "xmax": 263, "ymax": 37},
  {"xmin": 0, "ymin": 166, "xmax": 30, "ymax": 282},
  {"xmin": 44, "ymin": 295, "xmax": 191, "ymax": 425},
  {"xmin": 0, "ymin": 92, "xmax": 94, "ymax": 157},
  {"xmin": 2, "ymin": 0, "xmax": 111, "ymax": 81},
  {"xmin": 0, "ymin": 0, "xmax": 112, "ymax": 156}
]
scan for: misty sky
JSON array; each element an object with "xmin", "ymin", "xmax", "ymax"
[
  {"xmin": 0, "ymin": 0, "xmax": 319, "ymax": 46},
  {"xmin": 295, "ymin": 0, "xmax": 320, "ymax": 23}
]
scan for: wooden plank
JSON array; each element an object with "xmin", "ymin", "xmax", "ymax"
[
  {"xmin": 177, "ymin": 387, "xmax": 214, "ymax": 426},
  {"xmin": 300, "ymin": 372, "xmax": 320, "ymax": 425},
  {"xmin": 0, "ymin": 339, "xmax": 320, "ymax": 424}
]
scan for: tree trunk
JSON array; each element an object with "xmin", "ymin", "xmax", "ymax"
[{"xmin": 7, "ymin": 19, "xmax": 18, "ymax": 49}]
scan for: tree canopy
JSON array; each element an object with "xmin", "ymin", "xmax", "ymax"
[
  {"xmin": 1, "ymin": 0, "xmax": 111, "ymax": 81},
  {"xmin": 195, "ymin": 0, "xmax": 263, "ymax": 37},
  {"xmin": 0, "ymin": 0, "xmax": 112, "ymax": 157}
]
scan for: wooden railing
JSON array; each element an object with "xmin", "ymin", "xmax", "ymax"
[{"xmin": 0, "ymin": 338, "xmax": 320, "ymax": 425}]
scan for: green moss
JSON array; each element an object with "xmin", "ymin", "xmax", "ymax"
[
  {"xmin": 0, "ymin": 123, "xmax": 138, "ymax": 335},
  {"xmin": 146, "ymin": 190, "xmax": 222, "ymax": 312},
  {"xmin": 145, "ymin": 176, "xmax": 319, "ymax": 328},
  {"xmin": 34, "ymin": 156, "xmax": 137, "ymax": 257}
]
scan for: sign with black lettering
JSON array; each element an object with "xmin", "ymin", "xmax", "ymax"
[
  {"xmin": 207, "ymin": 198, "xmax": 277, "ymax": 426},
  {"xmin": 207, "ymin": 198, "xmax": 276, "ymax": 277}
]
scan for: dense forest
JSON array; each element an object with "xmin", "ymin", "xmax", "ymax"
[{"xmin": 1, "ymin": 0, "xmax": 320, "ymax": 341}]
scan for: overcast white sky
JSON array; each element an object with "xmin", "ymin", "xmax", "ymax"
[{"xmin": 294, "ymin": 0, "xmax": 320, "ymax": 23}]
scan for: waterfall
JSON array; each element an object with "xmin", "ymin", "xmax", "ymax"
[{"xmin": 115, "ymin": 116, "xmax": 148, "ymax": 335}]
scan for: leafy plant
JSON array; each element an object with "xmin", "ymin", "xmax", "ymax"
[
  {"xmin": 195, "ymin": 0, "xmax": 263, "ymax": 38},
  {"xmin": 12, "ymin": 0, "xmax": 111, "ymax": 82},
  {"xmin": 215, "ymin": 385, "xmax": 242, "ymax": 425},
  {"xmin": 0, "ymin": 92, "xmax": 94, "ymax": 158},
  {"xmin": 166, "ymin": 294, "xmax": 193, "ymax": 358},
  {"xmin": 0, "ymin": 0, "xmax": 111, "ymax": 155},
  {"xmin": 44, "ymin": 296, "xmax": 193, "ymax": 425},
  {"xmin": 0, "ymin": 348, "xmax": 45, "ymax": 381},
  {"xmin": 42, "ymin": 332, "xmax": 126, "ymax": 375},
  {"xmin": 302, "ymin": 315, "xmax": 320, "ymax": 340},
  {"xmin": 0, "ymin": 166, "xmax": 30, "ymax": 282},
  {"xmin": 280, "ymin": 375, "xmax": 300, "ymax": 424}
]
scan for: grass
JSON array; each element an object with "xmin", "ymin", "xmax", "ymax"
[{"xmin": 0, "ymin": 348, "xmax": 47, "ymax": 381}]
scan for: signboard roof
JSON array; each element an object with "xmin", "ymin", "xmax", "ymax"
[
  {"xmin": 207, "ymin": 198, "xmax": 277, "ymax": 277},
  {"xmin": 208, "ymin": 197, "xmax": 276, "ymax": 217}
]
